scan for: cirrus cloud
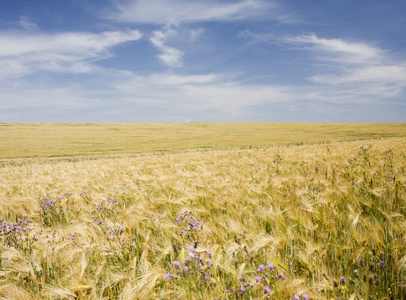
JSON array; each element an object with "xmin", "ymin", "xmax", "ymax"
[
  {"xmin": 108, "ymin": 0, "xmax": 273, "ymax": 25},
  {"xmin": 0, "ymin": 30, "xmax": 142, "ymax": 79}
]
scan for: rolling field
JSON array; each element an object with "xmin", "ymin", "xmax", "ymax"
[
  {"xmin": 0, "ymin": 124, "xmax": 406, "ymax": 299},
  {"xmin": 1, "ymin": 123, "xmax": 406, "ymax": 159}
]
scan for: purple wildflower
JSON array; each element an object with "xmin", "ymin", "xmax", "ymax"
[
  {"xmin": 189, "ymin": 246, "xmax": 195, "ymax": 253},
  {"xmin": 257, "ymin": 264, "xmax": 265, "ymax": 273},
  {"xmin": 264, "ymin": 286, "xmax": 271, "ymax": 293},
  {"xmin": 340, "ymin": 276, "xmax": 346, "ymax": 284},
  {"xmin": 255, "ymin": 276, "xmax": 262, "ymax": 283},
  {"xmin": 267, "ymin": 263, "xmax": 274, "ymax": 271},
  {"xmin": 240, "ymin": 286, "xmax": 246, "ymax": 292},
  {"xmin": 302, "ymin": 294, "xmax": 310, "ymax": 300},
  {"xmin": 184, "ymin": 266, "xmax": 189, "ymax": 272},
  {"xmin": 279, "ymin": 272, "xmax": 286, "ymax": 279},
  {"xmin": 354, "ymin": 269, "xmax": 359, "ymax": 277},
  {"xmin": 205, "ymin": 275, "xmax": 210, "ymax": 280},
  {"xmin": 206, "ymin": 258, "xmax": 212, "ymax": 265},
  {"xmin": 238, "ymin": 275, "xmax": 244, "ymax": 281},
  {"xmin": 173, "ymin": 261, "xmax": 181, "ymax": 268},
  {"xmin": 293, "ymin": 295, "xmax": 300, "ymax": 300},
  {"xmin": 163, "ymin": 273, "xmax": 171, "ymax": 280}
]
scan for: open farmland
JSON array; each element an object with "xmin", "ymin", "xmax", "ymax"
[
  {"xmin": 0, "ymin": 126, "xmax": 406, "ymax": 299},
  {"xmin": 1, "ymin": 123, "xmax": 406, "ymax": 159}
]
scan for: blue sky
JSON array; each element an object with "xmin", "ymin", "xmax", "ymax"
[{"xmin": 0, "ymin": 0, "xmax": 405, "ymax": 122}]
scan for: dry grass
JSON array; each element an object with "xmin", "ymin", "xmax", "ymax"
[
  {"xmin": 1, "ymin": 123, "xmax": 405, "ymax": 159},
  {"xmin": 1, "ymin": 136, "xmax": 406, "ymax": 299}
]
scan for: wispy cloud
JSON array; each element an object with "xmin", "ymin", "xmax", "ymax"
[
  {"xmin": 150, "ymin": 28, "xmax": 183, "ymax": 67},
  {"xmin": 234, "ymin": 31, "xmax": 406, "ymax": 108},
  {"xmin": 0, "ymin": 69, "xmax": 296, "ymax": 121},
  {"xmin": 309, "ymin": 65, "xmax": 406, "ymax": 86},
  {"xmin": 285, "ymin": 33, "xmax": 384, "ymax": 65},
  {"xmin": 289, "ymin": 35, "xmax": 406, "ymax": 92},
  {"xmin": 190, "ymin": 28, "xmax": 204, "ymax": 41},
  {"xmin": 19, "ymin": 16, "xmax": 39, "ymax": 31},
  {"xmin": 108, "ymin": 0, "xmax": 273, "ymax": 25},
  {"xmin": 114, "ymin": 72, "xmax": 294, "ymax": 116},
  {"xmin": 0, "ymin": 30, "xmax": 142, "ymax": 79},
  {"xmin": 293, "ymin": 35, "xmax": 406, "ymax": 102}
]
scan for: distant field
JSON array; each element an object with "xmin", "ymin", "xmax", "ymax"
[{"xmin": 0, "ymin": 123, "xmax": 405, "ymax": 159}]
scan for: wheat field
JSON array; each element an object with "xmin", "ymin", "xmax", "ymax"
[
  {"xmin": 1, "ymin": 123, "xmax": 405, "ymax": 159},
  {"xmin": 1, "ymin": 135, "xmax": 406, "ymax": 299}
]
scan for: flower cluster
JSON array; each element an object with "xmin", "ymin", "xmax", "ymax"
[
  {"xmin": 0, "ymin": 215, "xmax": 34, "ymax": 252},
  {"xmin": 38, "ymin": 193, "xmax": 71, "ymax": 226},
  {"xmin": 175, "ymin": 210, "xmax": 205, "ymax": 241},
  {"xmin": 328, "ymin": 248, "xmax": 389, "ymax": 299},
  {"xmin": 226, "ymin": 262, "xmax": 288, "ymax": 298},
  {"xmin": 163, "ymin": 243, "xmax": 216, "ymax": 291},
  {"xmin": 94, "ymin": 196, "xmax": 120, "ymax": 222}
]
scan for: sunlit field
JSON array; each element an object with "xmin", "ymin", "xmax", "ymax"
[
  {"xmin": 1, "ymin": 125, "xmax": 406, "ymax": 299},
  {"xmin": 1, "ymin": 123, "xmax": 405, "ymax": 159}
]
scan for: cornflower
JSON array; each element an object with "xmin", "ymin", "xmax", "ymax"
[{"xmin": 173, "ymin": 261, "xmax": 181, "ymax": 268}]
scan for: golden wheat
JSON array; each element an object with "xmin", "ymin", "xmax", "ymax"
[
  {"xmin": 0, "ymin": 137, "xmax": 405, "ymax": 299},
  {"xmin": 1, "ymin": 123, "xmax": 405, "ymax": 159}
]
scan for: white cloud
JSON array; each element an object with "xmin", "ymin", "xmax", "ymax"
[
  {"xmin": 19, "ymin": 16, "xmax": 39, "ymax": 31},
  {"xmin": 280, "ymin": 34, "xmax": 406, "ymax": 101},
  {"xmin": 148, "ymin": 73, "xmax": 221, "ymax": 85},
  {"xmin": 285, "ymin": 33, "xmax": 384, "ymax": 65},
  {"xmin": 0, "ymin": 69, "xmax": 296, "ymax": 121},
  {"xmin": 150, "ymin": 29, "xmax": 183, "ymax": 67},
  {"xmin": 242, "ymin": 31, "xmax": 406, "ymax": 104},
  {"xmin": 114, "ymin": 72, "xmax": 294, "ymax": 115},
  {"xmin": 190, "ymin": 28, "xmax": 204, "ymax": 41},
  {"xmin": 0, "ymin": 87, "xmax": 96, "ymax": 110},
  {"xmin": 0, "ymin": 30, "xmax": 142, "ymax": 79},
  {"xmin": 309, "ymin": 65, "xmax": 406, "ymax": 85},
  {"xmin": 109, "ymin": 0, "xmax": 272, "ymax": 25}
]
